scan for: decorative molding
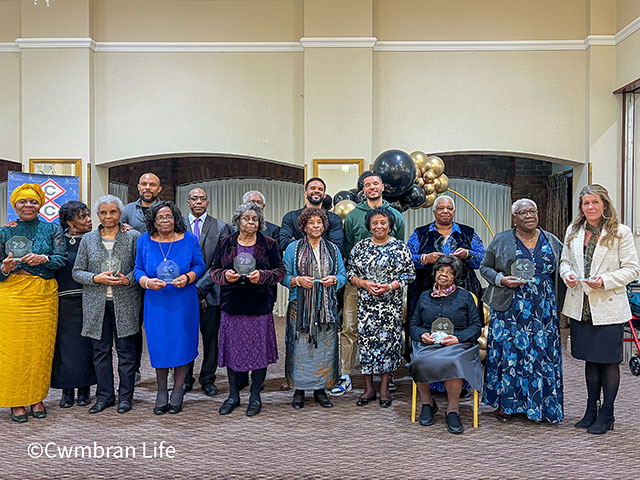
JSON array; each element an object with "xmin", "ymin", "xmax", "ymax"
[
  {"xmin": 584, "ymin": 35, "xmax": 615, "ymax": 48},
  {"xmin": 94, "ymin": 41, "xmax": 302, "ymax": 52},
  {"xmin": 374, "ymin": 40, "xmax": 587, "ymax": 52},
  {"xmin": 615, "ymin": 15, "xmax": 640, "ymax": 44},
  {"xmin": 16, "ymin": 37, "xmax": 96, "ymax": 50},
  {"xmin": 0, "ymin": 42, "xmax": 19, "ymax": 52},
  {"xmin": 300, "ymin": 37, "xmax": 377, "ymax": 48}
]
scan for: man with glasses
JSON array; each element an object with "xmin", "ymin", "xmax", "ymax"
[{"xmin": 183, "ymin": 188, "xmax": 229, "ymax": 396}]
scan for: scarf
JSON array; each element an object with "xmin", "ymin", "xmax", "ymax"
[
  {"xmin": 581, "ymin": 220, "xmax": 603, "ymax": 322},
  {"xmin": 431, "ymin": 283, "xmax": 457, "ymax": 298},
  {"xmin": 295, "ymin": 236, "xmax": 338, "ymax": 346}
]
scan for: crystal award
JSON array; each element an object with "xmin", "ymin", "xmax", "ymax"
[
  {"xmin": 233, "ymin": 252, "xmax": 256, "ymax": 283},
  {"xmin": 431, "ymin": 317, "xmax": 454, "ymax": 344},
  {"xmin": 156, "ymin": 259, "xmax": 180, "ymax": 282},
  {"xmin": 511, "ymin": 258, "xmax": 536, "ymax": 283},
  {"xmin": 435, "ymin": 235, "xmax": 457, "ymax": 254},
  {"xmin": 6, "ymin": 236, "xmax": 32, "ymax": 259},
  {"xmin": 101, "ymin": 255, "xmax": 122, "ymax": 277}
]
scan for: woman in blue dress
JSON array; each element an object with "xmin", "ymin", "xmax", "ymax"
[
  {"xmin": 134, "ymin": 201, "xmax": 205, "ymax": 415},
  {"xmin": 480, "ymin": 198, "xmax": 565, "ymax": 423}
]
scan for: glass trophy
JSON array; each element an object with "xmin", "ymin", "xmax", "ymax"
[
  {"xmin": 431, "ymin": 317, "xmax": 454, "ymax": 344},
  {"xmin": 510, "ymin": 258, "xmax": 536, "ymax": 283},
  {"xmin": 435, "ymin": 235, "xmax": 457, "ymax": 254},
  {"xmin": 6, "ymin": 236, "xmax": 32, "ymax": 260},
  {"xmin": 156, "ymin": 259, "xmax": 180, "ymax": 283},
  {"xmin": 370, "ymin": 262, "xmax": 391, "ymax": 296},
  {"xmin": 233, "ymin": 252, "xmax": 256, "ymax": 283},
  {"xmin": 101, "ymin": 255, "xmax": 122, "ymax": 277}
]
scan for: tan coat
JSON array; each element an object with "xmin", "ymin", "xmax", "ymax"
[{"xmin": 559, "ymin": 223, "xmax": 640, "ymax": 325}]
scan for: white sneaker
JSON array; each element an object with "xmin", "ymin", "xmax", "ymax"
[
  {"xmin": 135, "ymin": 371, "xmax": 142, "ymax": 386},
  {"xmin": 329, "ymin": 376, "xmax": 352, "ymax": 396}
]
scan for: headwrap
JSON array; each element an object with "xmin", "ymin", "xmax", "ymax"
[{"xmin": 10, "ymin": 183, "xmax": 46, "ymax": 207}]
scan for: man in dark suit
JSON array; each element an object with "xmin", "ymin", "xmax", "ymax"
[
  {"xmin": 184, "ymin": 187, "xmax": 229, "ymax": 396},
  {"xmin": 225, "ymin": 190, "xmax": 280, "ymax": 246}
]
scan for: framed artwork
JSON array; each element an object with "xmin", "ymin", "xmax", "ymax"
[
  {"xmin": 312, "ymin": 158, "xmax": 364, "ymax": 197},
  {"xmin": 29, "ymin": 158, "xmax": 82, "ymax": 200}
]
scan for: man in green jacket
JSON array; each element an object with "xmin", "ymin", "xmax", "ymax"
[{"xmin": 330, "ymin": 172, "xmax": 405, "ymax": 396}]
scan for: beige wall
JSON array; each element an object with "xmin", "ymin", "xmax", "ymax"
[
  {"xmin": 588, "ymin": 0, "xmax": 617, "ymax": 35},
  {"xmin": 0, "ymin": 53, "xmax": 20, "ymax": 162},
  {"xmin": 374, "ymin": 0, "xmax": 587, "ymax": 41},
  {"xmin": 93, "ymin": 0, "xmax": 303, "ymax": 42},
  {"xmin": 617, "ymin": 0, "xmax": 640, "ymax": 31},
  {"xmin": 374, "ymin": 50, "xmax": 586, "ymax": 163},
  {"xmin": 21, "ymin": 0, "xmax": 92, "ymax": 38},
  {"xmin": 94, "ymin": 52, "xmax": 303, "ymax": 165},
  {"xmin": 616, "ymin": 28, "xmax": 640, "ymax": 88},
  {"xmin": 0, "ymin": 0, "xmax": 21, "ymax": 42},
  {"xmin": 304, "ymin": 0, "xmax": 372, "ymax": 37}
]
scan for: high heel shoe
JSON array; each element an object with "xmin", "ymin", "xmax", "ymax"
[
  {"xmin": 356, "ymin": 392, "xmax": 376, "ymax": 406},
  {"xmin": 31, "ymin": 403, "xmax": 47, "ymax": 419},
  {"xmin": 587, "ymin": 406, "xmax": 614, "ymax": 435},
  {"xmin": 168, "ymin": 402, "xmax": 183, "ymax": 414},
  {"xmin": 153, "ymin": 404, "xmax": 169, "ymax": 415},
  {"xmin": 11, "ymin": 408, "xmax": 28, "ymax": 423},
  {"xmin": 575, "ymin": 399, "xmax": 599, "ymax": 429}
]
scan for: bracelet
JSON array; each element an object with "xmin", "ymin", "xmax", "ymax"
[
  {"xmin": 388, "ymin": 283, "xmax": 393, "ymax": 291},
  {"xmin": 293, "ymin": 277, "xmax": 299, "ymax": 287},
  {"xmin": 1, "ymin": 267, "xmax": 9, "ymax": 277},
  {"xmin": 144, "ymin": 278, "xmax": 150, "ymax": 289}
]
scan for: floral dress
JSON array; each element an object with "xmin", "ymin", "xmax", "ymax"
[
  {"xmin": 483, "ymin": 234, "xmax": 564, "ymax": 423},
  {"xmin": 347, "ymin": 238, "xmax": 415, "ymax": 374}
]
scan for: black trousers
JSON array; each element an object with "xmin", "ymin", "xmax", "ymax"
[
  {"xmin": 187, "ymin": 305, "xmax": 221, "ymax": 385},
  {"xmin": 91, "ymin": 301, "xmax": 137, "ymax": 403},
  {"xmin": 134, "ymin": 290, "xmax": 145, "ymax": 372}
]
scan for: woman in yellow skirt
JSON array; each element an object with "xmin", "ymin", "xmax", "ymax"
[{"xmin": 0, "ymin": 184, "xmax": 66, "ymax": 422}]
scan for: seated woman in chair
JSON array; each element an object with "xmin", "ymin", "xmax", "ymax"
[{"xmin": 409, "ymin": 255, "xmax": 482, "ymax": 434}]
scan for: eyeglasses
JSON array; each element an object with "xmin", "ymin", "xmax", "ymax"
[
  {"xmin": 156, "ymin": 215, "xmax": 174, "ymax": 222},
  {"xmin": 516, "ymin": 209, "xmax": 538, "ymax": 217}
]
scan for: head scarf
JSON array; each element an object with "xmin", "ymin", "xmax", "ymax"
[{"xmin": 10, "ymin": 183, "xmax": 46, "ymax": 207}]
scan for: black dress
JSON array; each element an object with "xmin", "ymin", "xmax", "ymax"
[{"xmin": 51, "ymin": 235, "xmax": 97, "ymax": 389}]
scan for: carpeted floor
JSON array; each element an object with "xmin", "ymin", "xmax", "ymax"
[{"xmin": 0, "ymin": 318, "xmax": 637, "ymax": 479}]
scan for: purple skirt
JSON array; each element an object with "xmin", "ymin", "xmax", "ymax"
[{"xmin": 218, "ymin": 311, "xmax": 278, "ymax": 371}]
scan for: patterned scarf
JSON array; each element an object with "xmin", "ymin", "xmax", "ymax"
[
  {"xmin": 431, "ymin": 283, "xmax": 457, "ymax": 298},
  {"xmin": 295, "ymin": 236, "xmax": 338, "ymax": 346},
  {"xmin": 581, "ymin": 220, "xmax": 603, "ymax": 322}
]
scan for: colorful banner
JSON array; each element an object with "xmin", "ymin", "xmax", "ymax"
[{"xmin": 7, "ymin": 171, "xmax": 80, "ymax": 223}]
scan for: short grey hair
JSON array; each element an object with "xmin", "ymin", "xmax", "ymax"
[
  {"xmin": 94, "ymin": 195, "xmax": 124, "ymax": 214},
  {"xmin": 242, "ymin": 190, "xmax": 265, "ymax": 205},
  {"xmin": 511, "ymin": 198, "xmax": 537, "ymax": 215},
  {"xmin": 433, "ymin": 195, "xmax": 455, "ymax": 211},
  {"xmin": 231, "ymin": 202, "xmax": 265, "ymax": 231}
]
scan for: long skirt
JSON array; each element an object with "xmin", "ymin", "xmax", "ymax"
[
  {"xmin": 51, "ymin": 295, "xmax": 97, "ymax": 389},
  {"xmin": 218, "ymin": 311, "xmax": 278, "ymax": 372},
  {"xmin": 409, "ymin": 342, "xmax": 483, "ymax": 392},
  {"xmin": 285, "ymin": 300, "xmax": 339, "ymax": 390},
  {"xmin": 0, "ymin": 275, "xmax": 58, "ymax": 407}
]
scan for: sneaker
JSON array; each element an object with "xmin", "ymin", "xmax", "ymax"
[
  {"xmin": 329, "ymin": 376, "xmax": 352, "ymax": 396},
  {"xmin": 135, "ymin": 372, "xmax": 142, "ymax": 386},
  {"xmin": 389, "ymin": 375, "xmax": 397, "ymax": 392}
]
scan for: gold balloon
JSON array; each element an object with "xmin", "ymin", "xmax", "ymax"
[
  {"xmin": 416, "ymin": 177, "xmax": 425, "ymax": 188},
  {"xmin": 333, "ymin": 199, "xmax": 357, "ymax": 220},
  {"xmin": 410, "ymin": 151, "xmax": 429, "ymax": 172},
  {"xmin": 423, "ymin": 170, "xmax": 438, "ymax": 182},
  {"xmin": 423, "ymin": 183, "xmax": 435, "ymax": 195},
  {"xmin": 433, "ymin": 173, "xmax": 449, "ymax": 194},
  {"xmin": 422, "ymin": 192, "xmax": 437, "ymax": 208},
  {"xmin": 482, "ymin": 326, "xmax": 489, "ymax": 338},
  {"xmin": 426, "ymin": 156, "xmax": 445, "ymax": 176},
  {"xmin": 478, "ymin": 336, "xmax": 487, "ymax": 350},
  {"xmin": 480, "ymin": 350, "xmax": 486, "ymax": 361}
]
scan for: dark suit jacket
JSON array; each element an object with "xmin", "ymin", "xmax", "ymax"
[
  {"xmin": 222, "ymin": 221, "xmax": 280, "ymax": 250},
  {"xmin": 279, "ymin": 207, "xmax": 344, "ymax": 254},
  {"xmin": 186, "ymin": 214, "xmax": 228, "ymax": 307}
]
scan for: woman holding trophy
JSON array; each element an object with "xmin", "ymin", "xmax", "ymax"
[
  {"xmin": 134, "ymin": 201, "xmax": 205, "ymax": 415},
  {"xmin": 0, "ymin": 183, "xmax": 66, "ymax": 423},
  {"xmin": 480, "ymin": 198, "xmax": 565, "ymax": 423},
  {"xmin": 210, "ymin": 202, "xmax": 285, "ymax": 417}
]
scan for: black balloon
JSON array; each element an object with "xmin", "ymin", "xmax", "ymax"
[
  {"xmin": 372, "ymin": 150, "xmax": 416, "ymax": 196},
  {"xmin": 400, "ymin": 184, "xmax": 427, "ymax": 209},
  {"xmin": 349, "ymin": 188, "xmax": 359, "ymax": 196},
  {"xmin": 322, "ymin": 194, "xmax": 333, "ymax": 210},
  {"xmin": 333, "ymin": 190, "xmax": 356, "ymax": 204},
  {"xmin": 387, "ymin": 200, "xmax": 409, "ymax": 213},
  {"xmin": 356, "ymin": 190, "xmax": 366, "ymax": 203},
  {"xmin": 357, "ymin": 170, "xmax": 375, "ymax": 192}
]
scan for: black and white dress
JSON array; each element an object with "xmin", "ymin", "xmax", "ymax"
[{"xmin": 347, "ymin": 238, "xmax": 415, "ymax": 374}]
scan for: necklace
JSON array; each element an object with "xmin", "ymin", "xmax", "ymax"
[
  {"xmin": 65, "ymin": 232, "xmax": 83, "ymax": 245},
  {"xmin": 158, "ymin": 233, "xmax": 175, "ymax": 261},
  {"xmin": 516, "ymin": 230, "xmax": 538, "ymax": 244}
]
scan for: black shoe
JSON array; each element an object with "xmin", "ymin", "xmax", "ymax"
[
  {"xmin": 419, "ymin": 401, "xmax": 438, "ymax": 426},
  {"xmin": 219, "ymin": 398, "xmax": 240, "ymax": 415},
  {"xmin": 153, "ymin": 404, "xmax": 169, "ymax": 415},
  {"xmin": 60, "ymin": 389, "xmax": 74, "ymax": 408},
  {"xmin": 117, "ymin": 400, "xmax": 132, "ymax": 414},
  {"xmin": 168, "ymin": 403, "xmax": 183, "ymax": 414},
  {"xmin": 11, "ymin": 409, "xmax": 28, "ymax": 423},
  {"xmin": 88, "ymin": 400, "xmax": 115, "ymax": 414},
  {"xmin": 184, "ymin": 377, "xmax": 195, "ymax": 393},
  {"xmin": 313, "ymin": 390, "xmax": 333, "ymax": 408},
  {"xmin": 446, "ymin": 412, "xmax": 464, "ymax": 434},
  {"xmin": 246, "ymin": 400, "xmax": 262, "ymax": 417},
  {"xmin": 587, "ymin": 407, "xmax": 614, "ymax": 435},
  {"xmin": 379, "ymin": 398, "xmax": 393, "ymax": 408},
  {"xmin": 356, "ymin": 392, "xmax": 376, "ymax": 406},
  {"xmin": 31, "ymin": 405, "xmax": 47, "ymax": 419},
  {"xmin": 576, "ymin": 399, "xmax": 599, "ymax": 429},
  {"xmin": 76, "ymin": 388, "xmax": 91, "ymax": 407},
  {"xmin": 202, "ymin": 383, "xmax": 219, "ymax": 397},
  {"xmin": 292, "ymin": 390, "xmax": 305, "ymax": 409}
]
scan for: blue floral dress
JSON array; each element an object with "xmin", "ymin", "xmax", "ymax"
[{"xmin": 483, "ymin": 234, "xmax": 564, "ymax": 423}]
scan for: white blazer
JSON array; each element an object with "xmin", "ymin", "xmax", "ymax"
[{"xmin": 559, "ymin": 223, "xmax": 640, "ymax": 325}]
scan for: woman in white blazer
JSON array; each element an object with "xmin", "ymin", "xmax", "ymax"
[{"xmin": 560, "ymin": 184, "xmax": 640, "ymax": 435}]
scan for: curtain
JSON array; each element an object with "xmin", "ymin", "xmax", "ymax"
[
  {"xmin": 176, "ymin": 178, "xmax": 305, "ymax": 316},
  {"xmin": 109, "ymin": 181, "xmax": 129, "ymax": 207},
  {"xmin": 545, "ymin": 174, "xmax": 569, "ymax": 239},
  {"xmin": 0, "ymin": 181, "xmax": 6, "ymax": 225}
]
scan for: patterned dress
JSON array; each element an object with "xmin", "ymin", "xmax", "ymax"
[
  {"xmin": 347, "ymin": 238, "xmax": 415, "ymax": 374},
  {"xmin": 483, "ymin": 234, "xmax": 564, "ymax": 423}
]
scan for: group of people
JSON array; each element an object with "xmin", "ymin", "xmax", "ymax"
[{"xmin": 0, "ymin": 172, "xmax": 638, "ymax": 436}]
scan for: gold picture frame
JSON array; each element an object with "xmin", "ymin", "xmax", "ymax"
[
  {"xmin": 29, "ymin": 158, "xmax": 82, "ymax": 200},
  {"xmin": 312, "ymin": 158, "xmax": 365, "ymax": 196}
]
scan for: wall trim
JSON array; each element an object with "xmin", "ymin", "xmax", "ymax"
[
  {"xmin": 0, "ymin": 42, "xmax": 20, "ymax": 52},
  {"xmin": 615, "ymin": 15, "xmax": 640, "ymax": 44},
  {"xmin": 375, "ymin": 39, "xmax": 587, "ymax": 52},
  {"xmin": 95, "ymin": 41, "xmax": 303, "ymax": 52},
  {"xmin": 300, "ymin": 37, "xmax": 377, "ymax": 48},
  {"xmin": 584, "ymin": 35, "xmax": 615, "ymax": 48},
  {"xmin": 16, "ymin": 37, "xmax": 96, "ymax": 49}
]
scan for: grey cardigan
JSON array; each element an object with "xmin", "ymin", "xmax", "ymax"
[
  {"xmin": 72, "ymin": 227, "xmax": 141, "ymax": 340},
  {"xmin": 480, "ymin": 228, "xmax": 565, "ymax": 312}
]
